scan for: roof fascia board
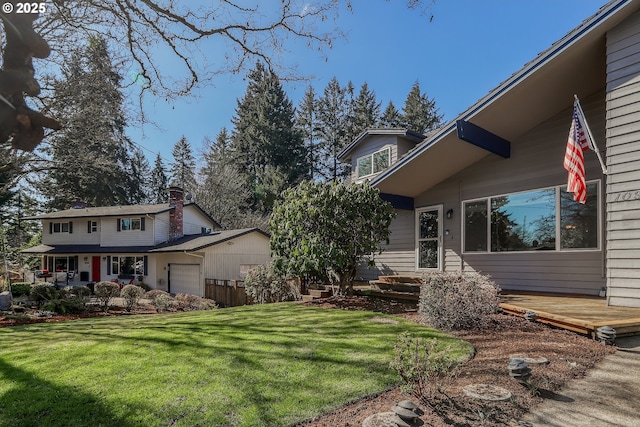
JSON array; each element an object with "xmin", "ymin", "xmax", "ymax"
[{"xmin": 372, "ymin": 0, "xmax": 632, "ymax": 187}]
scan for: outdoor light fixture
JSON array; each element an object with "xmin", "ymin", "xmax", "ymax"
[
  {"xmin": 508, "ymin": 358, "xmax": 531, "ymax": 384},
  {"xmin": 446, "ymin": 208, "xmax": 454, "ymax": 219}
]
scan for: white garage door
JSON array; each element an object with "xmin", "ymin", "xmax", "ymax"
[{"xmin": 169, "ymin": 264, "xmax": 201, "ymax": 296}]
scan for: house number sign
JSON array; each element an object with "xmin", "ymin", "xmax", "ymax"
[{"xmin": 611, "ymin": 191, "xmax": 640, "ymax": 202}]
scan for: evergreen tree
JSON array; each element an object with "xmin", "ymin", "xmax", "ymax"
[
  {"xmin": 230, "ymin": 62, "xmax": 308, "ymax": 211},
  {"xmin": 317, "ymin": 77, "xmax": 350, "ymax": 181},
  {"xmin": 43, "ymin": 35, "xmax": 134, "ymax": 209},
  {"xmin": 170, "ymin": 135, "xmax": 196, "ymax": 194},
  {"xmin": 402, "ymin": 81, "xmax": 444, "ymax": 134},
  {"xmin": 351, "ymin": 82, "xmax": 381, "ymax": 135},
  {"xmin": 381, "ymin": 101, "xmax": 403, "ymax": 128},
  {"xmin": 149, "ymin": 153, "xmax": 169, "ymax": 204},
  {"xmin": 196, "ymin": 130, "xmax": 252, "ymax": 229},
  {"xmin": 296, "ymin": 86, "xmax": 321, "ymax": 180},
  {"xmin": 128, "ymin": 147, "xmax": 151, "ymax": 203}
]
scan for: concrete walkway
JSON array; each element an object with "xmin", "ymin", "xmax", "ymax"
[{"xmin": 521, "ymin": 336, "xmax": 640, "ymax": 426}]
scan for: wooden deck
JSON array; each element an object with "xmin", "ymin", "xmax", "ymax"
[{"xmin": 500, "ymin": 293, "xmax": 640, "ymax": 337}]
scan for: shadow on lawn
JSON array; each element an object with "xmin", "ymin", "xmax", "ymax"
[{"xmin": 0, "ymin": 358, "xmax": 135, "ymax": 427}]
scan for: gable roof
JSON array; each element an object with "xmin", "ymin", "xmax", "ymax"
[
  {"xmin": 337, "ymin": 128, "xmax": 426, "ymax": 161},
  {"xmin": 373, "ymin": 0, "xmax": 639, "ymax": 198},
  {"xmin": 150, "ymin": 228, "xmax": 270, "ymax": 252}
]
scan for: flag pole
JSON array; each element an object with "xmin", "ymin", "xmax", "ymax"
[{"xmin": 574, "ymin": 94, "xmax": 607, "ymax": 175}]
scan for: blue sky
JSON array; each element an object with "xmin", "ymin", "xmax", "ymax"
[{"xmin": 126, "ymin": 0, "xmax": 606, "ymax": 164}]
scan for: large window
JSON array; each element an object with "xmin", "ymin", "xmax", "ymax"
[
  {"xmin": 356, "ymin": 147, "xmax": 390, "ymax": 178},
  {"xmin": 111, "ymin": 256, "xmax": 145, "ymax": 276},
  {"xmin": 51, "ymin": 221, "xmax": 71, "ymax": 233},
  {"xmin": 463, "ymin": 182, "xmax": 599, "ymax": 253},
  {"xmin": 47, "ymin": 256, "xmax": 77, "ymax": 272}
]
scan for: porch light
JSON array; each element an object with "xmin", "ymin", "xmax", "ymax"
[
  {"xmin": 446, "ymin": 208, "xmax": 454, "ymax": 219},
  {"xmin": 524, "ymin": 311, "xmax": 537, "ymax": 322},
  {"xmin": 596, "ymin": 326, "xmax": 616, "ymax": 345}
]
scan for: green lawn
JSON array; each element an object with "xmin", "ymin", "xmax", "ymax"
[{"xmin": 0, "ymin": 303, "xmax": 472, "ymax": 427}]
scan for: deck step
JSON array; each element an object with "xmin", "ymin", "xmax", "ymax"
[
  {"xmin": 377, "ymin": 276, "xmax": 423, "ymax": 284},
  {"xmin": 309, "ymin": 289, "xmax": 331, "ymax": 298},
  {"xmin": 302, "ymin": 295, "xmax": 317, "ymax": 302}
]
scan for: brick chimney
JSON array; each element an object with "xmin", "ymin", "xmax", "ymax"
[{"xmin": 168, "ymin": 186, "xmax": 184, "ymax": 240}]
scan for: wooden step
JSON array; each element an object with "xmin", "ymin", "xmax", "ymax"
[
  {"xmin": 302, "ymin": 295, "xmax": 316, "ymax": 302},
  {"xmin": 309, "ymin": 289, "xmax": 331, "ymax": 298}
]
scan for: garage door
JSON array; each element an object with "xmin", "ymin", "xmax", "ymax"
[{"xmin": 169, "ymin": 264, "xmax": 201, "ymax": 296}]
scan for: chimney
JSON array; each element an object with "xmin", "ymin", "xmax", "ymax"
[{"xmin": 168, "ymin": 186, "xmax": 184, "ymax": 240}]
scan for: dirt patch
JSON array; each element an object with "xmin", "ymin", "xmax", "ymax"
[{"xmin": 297, "ymin": 296, "xmax": 616, "ymax": 427}]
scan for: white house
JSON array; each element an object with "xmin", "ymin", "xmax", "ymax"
[{"xmin": 22, "ymin": 187, "xmax": 271, "ymax": 296}]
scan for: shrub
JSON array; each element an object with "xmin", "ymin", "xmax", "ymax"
[
  {"xmin": 153, "ymin": 293, "xmax": 173, "ymax": 312},
  {"xmin": 390, "ymin": 332, "xmax": 459, "ymax": 412},
  {"xmin": 146, "ymin": 289, "xmax": 170, "ymax": 300},
  {"xmin": 94, "ymin": 281, "xmax": 120, "ymax": 311},
  {"xmin": 30, "ymin": 283, "xmax": 58, "ymax": 305},
  {"xmin": 419, "ymin": 271, "xmax": 500, "ymax": 330},
  {"xmin": 245, "ymin": 263, "xmax": 301, "ymax": 304},
  {"xmin": 174, "ymin": 293, "xmax": 217, "ymax": 311},
  {"xmin": 10, "ymin": 282, "xmax": 31, "ymax": 297},
  {"xmin": 137, "ymin": 283, "xmax": 151, "ymax": 292},
  {"xmin": 42, "ymin": 297, "xmax": 84, "ymax": 315},
  {"xmin": 121, "ymin": 284, "xmax": 145, "ymax": 312}
]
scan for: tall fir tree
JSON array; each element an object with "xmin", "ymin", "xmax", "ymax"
[
  {"xmin": 381, "ymin": 101, "xmax": 403, "ymax": 128},
  {"xmin": 149, "ymin": 153, "xmax": 169, "ymax": 204},
  {"xmin": 296, "ymin": 86, "xmax": 321, "ymax": 180},
  {"xmin": 351, "ymin": 82, "xmax": 381, "ymax": 135},
  {"xmin": 43, "ymin": 36, "xmax": 134, "ymax": 209},
  {"xmin": 196, "ymin": 128, "xmax": 254, "ymax": 229},
  {"xmin": 230, "ymin": 62, "xmax": 308, "ymax": 211},
  {"xmin": 128, "ymin": 147, "xmax": 151, "ymax": 203},
  {"xmin": 401, "ymin": 81, "xmax": 444, "ymax": 134},
  {"xmin": 170, "ymin": 136, "xmax": 196, "ymax": 195},
  {"xmin": 317, "ymin": 77, "xmax": 350, "ymax": 181}
]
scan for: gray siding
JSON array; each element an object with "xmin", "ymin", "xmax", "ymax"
[
  {"xmin": 376, "ymin": 93, "xmax": 606, "ymax": 294},
  {"xmin": 606, "ymin": 10, "xmax": 640, "ymax": 307}
]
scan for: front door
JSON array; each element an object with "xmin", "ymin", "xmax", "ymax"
[
  {"xmin": 416, "ymin": 205, "xmax": 443, "ymax": 271},
  {"xmin": 91, "ymin": 256, "xmax": 101, "ymax": 282}
]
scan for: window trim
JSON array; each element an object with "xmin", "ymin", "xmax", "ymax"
[
  {"xmin": 461, "ymin": 180, "xmax": 601, "ymax": 254},
  {"xmin": 356, "ymin": 147, "xmax": 391, "ymax": 179}
]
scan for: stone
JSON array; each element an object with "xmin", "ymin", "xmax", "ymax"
[
  {"xmin": 509, "ymin": 354, "xmax": 549, "ymax": 365},
  {"xmin": 362, "ymin": 412, "xmax": 424, "ymax": 427},
  {"xmin": 463, "ymin": 383, "xmax": 513, "ymax": 401},
  {"xmin": 0, "ymin": 291, "xmax": 12, "ymax": 311}
]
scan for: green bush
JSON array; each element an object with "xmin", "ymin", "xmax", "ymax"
[
  {"xmin": 146, "ymin": 289, "xmax": 170, "ymax": 300},
  {"xmin": 419, "ymin": 271, "xmax": 500, "ymax": 330},
  {"xmin": 42, "ymin": 297, "xmax": 84, "ymax": 315},
  {"xmin": 10, "ymin": 282, "xmax": 31, "ymax": 297},
  {"xmin": 245, "ymin": 263, "xmax": 301, "ymax": 304},
  {"xmin": 121, "ymin": 284, "xmax": 145, "ymax": 311},
  {"xmin": 137, "ymin": 283, "xmax": 151, "ymax": 292},
  {"xmin": 94, "ymin": 281, "xmax": 120, "ymax": 311},
  {"xmin": 30, "ymin": 283, "xmax": 58, "ymax": 305}
]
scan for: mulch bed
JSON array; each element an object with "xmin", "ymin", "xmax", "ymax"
[{"xmin": 296, "ymin": 296, "xmax": 616, "ymax": 427}]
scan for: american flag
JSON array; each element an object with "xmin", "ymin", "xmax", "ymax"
[{"xmin": 564, "ymin": 103, "xmax": 593, "ymax": 204}]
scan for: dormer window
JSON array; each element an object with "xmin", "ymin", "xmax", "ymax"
[{"xmin": 357, "ymin": 147, "xmax": 390, "ymax": 179}]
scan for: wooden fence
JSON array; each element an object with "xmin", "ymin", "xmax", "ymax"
[{"xmin": 205, "ymin": 279, "xmax": 251, "ymax": 307}]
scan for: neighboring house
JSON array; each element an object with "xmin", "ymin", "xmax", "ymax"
[
  {"xmin": 345, "ymin": 0, "xmax": 640, "ymax": 308},
  {"xmin": 22, "ymin": 187, "xmax": 271, "ymax": 297}
]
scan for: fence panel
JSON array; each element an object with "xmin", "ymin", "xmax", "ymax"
[{"xmin": 205, "ymin": 279, "xmax": 250, "ymax": 307}]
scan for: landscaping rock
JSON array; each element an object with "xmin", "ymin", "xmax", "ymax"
[{"xmin": 0, "ymin": 291, "xmax": 12, "ymax": 311}]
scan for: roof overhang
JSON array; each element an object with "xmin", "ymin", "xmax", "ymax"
[{"xmin": 373, "ymin": 0, "xmax": 638, "ymax": 198}]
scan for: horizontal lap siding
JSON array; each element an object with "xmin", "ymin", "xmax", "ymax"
[
  {"xmin": 414, "ymin": 92, "xmax": 606, "ymax": 295},
  {"xmin": 606, "ymin": 10, "xmax": 640, "ymax": 307},
  {"xmin": 357, "ymin": 209, "xmax": 415, "ymax": 280}
]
